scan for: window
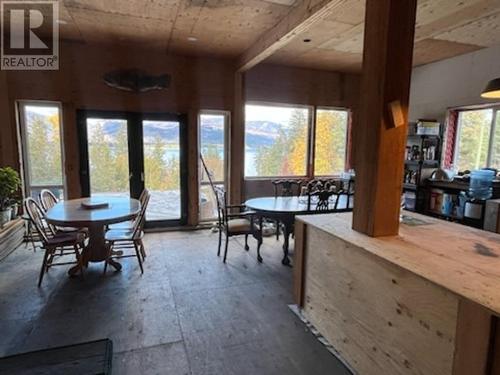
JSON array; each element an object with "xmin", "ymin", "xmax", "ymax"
[
  {"xmin": 244, "ymin": 104, "xmax": 310, "ymax": 177},
  {"xmin": 244, "ymin": 103, "xmax": 350, "ymax": 178},
  {"xmin": 454, "ymin": 107, "xmax": 499, "ymax": 171},
  {"xmin": 314, "ymin": 108, "xmax": 348, "ymax": 176},
  {"xmin": 199, "ymin": 111, "xmax": 228, "ymax": 221},
  {"xmin": 18, "ymin": 101, "xmax": 65, "ymax": 199}
]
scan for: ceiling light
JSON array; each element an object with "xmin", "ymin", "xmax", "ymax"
[
  {"xmin": 303, "ymin": 38, "xmax": 311, "ymax": 43},
  {"xmin": 187, "ymin": 36, "xmax": 198, "ymax": 42},
  {"xmin": 481, "ymin": 78, "xmax": 500, "ymax": 99}
]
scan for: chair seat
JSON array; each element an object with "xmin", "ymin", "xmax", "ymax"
[
  {"xmin": 227, "ymin": 218, "xmax": 258, "ymax": 234},
  {"xmin": 105, "ymin": 229, "xmax": 143, "ymax": 241},
  {"xmin": 108, "ymin": 221, "xmax": 134, "ymax": 230},
  {"xmin": 46, "ymin": 231, "xmax": 85, "ymax": 247}
]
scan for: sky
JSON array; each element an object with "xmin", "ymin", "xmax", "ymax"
[{"xmin": 245, "ymin": 104, "xmax": 299, "ymax": 124}]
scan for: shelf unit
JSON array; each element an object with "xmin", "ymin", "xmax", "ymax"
[{"xmin": 402, "ymin": 124, "xmax": 442, "ymax": 212}]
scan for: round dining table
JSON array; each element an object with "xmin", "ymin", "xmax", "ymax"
[
  {"xmin": 245, "ymin": 196, "xmax": 352, "ymax": 266},
  {"xmin": 45, "ymin": 197, "xmax": 141, "ymax": 273}
]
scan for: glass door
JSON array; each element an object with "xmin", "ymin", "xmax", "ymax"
[
  {"xmin": 141, "ymin": 114, "xmax": 187, "ymax": 225},
  {"xmin": 199, "ymin": 111, "xmax": 228, "ymax": 222},
  {"xmin": 77, "ymin": 110, "xmax": 187, "ymax": 228}
]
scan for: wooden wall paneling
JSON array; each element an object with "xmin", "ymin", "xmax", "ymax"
[
  {"xmin": 230, "ymin": 72, "xmax": 245, "ymax": 204},
  {"xmin": 61, "ymin": 103, "xmax": 81, "ymax": 199},
  {"xmin": 352, "ymin": 0, "xmax": 417, "ymax": 236},
  {"xmin": 293, "ymin": 219, "xmax": 307, "ymax": 307},
  {"xmin": 452, "ymin": 299, "xmax": 492, "ymax": 375},
  {"xmin": 303, "ymin": 224, "xmax": 459, "ymax": 375},
  {"xmin": 0, "ymin": 72, "xmax": 16, "ymax": 168}
]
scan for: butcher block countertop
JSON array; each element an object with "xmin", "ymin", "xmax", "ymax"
[{"xmin": 297, "ymin": 212, "xmax": 500, "ymax": 315}]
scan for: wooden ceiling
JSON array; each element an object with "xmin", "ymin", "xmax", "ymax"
[
  {"xmin": 6, "ymin": 0, "xmax": 500, "ymax": 72},
  {"xmin": 266, "ymin": 0, "xmax": 500, "ymax": 71}
]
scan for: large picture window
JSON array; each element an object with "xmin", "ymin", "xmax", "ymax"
[
  {"xmin": 244, "ymin": 103, "xmax": 349, "ymax": 178},
  {"xmin": 18, "ymin": 101, "xmax": 65, "ymax": 199},
  {"xmin": 314, "ymin": 108, "xmax": 348, "ymax": 176},
  {"xmin": 244, "ymin": 103, "xmax": 310, "ymax": 178},
  {"xmin": 453, "ymin": 107, "xmax": 499, "ymax": 171}
]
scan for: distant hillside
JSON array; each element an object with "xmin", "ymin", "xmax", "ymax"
[
  {"xmin": 26, "ymin": 111, "xmax": 283, "ymax": 149},
  {"xmin": 95, "ymin": 117, "xmax": 283, "ymax": 148}
]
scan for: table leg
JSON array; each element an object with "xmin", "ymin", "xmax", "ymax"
[{"xmin": 281, "ymin": 219, "xmax": 294, "ymax": 266}]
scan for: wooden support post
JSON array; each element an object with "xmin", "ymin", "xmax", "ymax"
[
  {"xmin": 352, "ymin": 0, "xmax": 417, "ymax": 236},
  {"xmin": 229, "ymin": 72, "xmax": 245, "ymax": 204}
]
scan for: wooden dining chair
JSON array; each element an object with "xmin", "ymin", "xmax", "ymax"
[
  {"xmin": 307, "ymin": 188, "xmax": 339, "ymax": 212},
  {"xmin": 103, "ymin": 190, "xmax": 150, "ymax": 274},
  {"xmin": 108, "ymin": 189, "xmax": 148, "ymax": 231},
  {"xmin": 271, "ymin": 179, "xmax": 303, "ymax": 240},
  {"xmin": 39, "ymin": 189, "xmax": 58, "ymax": 212},
  {"xmin": 24, "ymin": 197, "xmax": 86, "ymax": 287},
  {"xmin": 214, "ymin": 186, "xmax": 263, "ymax": 263}
]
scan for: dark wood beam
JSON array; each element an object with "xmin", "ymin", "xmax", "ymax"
[{"xmin": 352, "ymin": 0, "xmax": 417, "ymax": 236}]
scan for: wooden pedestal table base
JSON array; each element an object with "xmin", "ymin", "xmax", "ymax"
[{"xmin": 45, "ymin": 197, "xmax": 141, "ymax": 276}]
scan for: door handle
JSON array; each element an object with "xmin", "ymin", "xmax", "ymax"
[
  {"xmin": 129, "ymin": 173, "xmax": 133, "ymax": 180},
  {"xmin": 141, "ymin": 172, "xmax": 144, "ymax": 182}
]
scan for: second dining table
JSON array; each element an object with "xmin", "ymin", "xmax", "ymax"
[
  {"xmin": 45, "ymin": 197, "xmax": 141, "ymax": 274},
  {"xmin": 245, "ymin": 195, "xmax": 352, "ymax": 266}
]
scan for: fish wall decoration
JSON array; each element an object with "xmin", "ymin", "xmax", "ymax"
[{"xmin": 103, "ymin": 69, "xmax": 171, "ymax": 93}]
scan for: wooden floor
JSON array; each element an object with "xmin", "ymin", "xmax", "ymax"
[{"xmin": 0, "ymin": 229, "xmax": 351, "ymax": 375}]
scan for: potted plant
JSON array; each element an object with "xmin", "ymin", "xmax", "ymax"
[{"xmin": 0, "ymin": 167, "xmax": 21, "ymax": 227}]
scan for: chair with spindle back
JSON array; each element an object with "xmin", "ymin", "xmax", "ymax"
[
  {"xmin": 24, "ymin": 197, "xmax": 86, "ymax": 287},
  {"xmin": 271, "ymin": 179, "xmax": 303, "ymax": 239},
  {"xmin": 214, "ymin": 186, "xmax": 263, "ymax": 263},
  {"xmin": 104, "ymin": 190, "xmax": 151, "ymax": 274}
]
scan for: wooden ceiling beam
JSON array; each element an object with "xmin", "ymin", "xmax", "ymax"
[{"xmin": 236, "ymin": 0, "xmax": 349, "ymax": 72}]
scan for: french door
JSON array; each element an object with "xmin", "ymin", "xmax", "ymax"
[{"xmin": 77, "ymin": 110, "xmax": 188, "ymax": 227}]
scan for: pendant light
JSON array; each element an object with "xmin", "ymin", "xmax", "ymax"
[{"xmin": 481, "ymin": 77, "xmax": 500, "ymax": 98}]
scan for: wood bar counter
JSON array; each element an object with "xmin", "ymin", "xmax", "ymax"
[{"xmin": 293, "ymin": 212, "xmax": 500, "ymax": 375}]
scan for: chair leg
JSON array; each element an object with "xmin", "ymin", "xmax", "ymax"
[
  {"xmin": 244, "ymin": 234, "xmax": 249, "ymax": 251},
  {"xmin": 139, "ymin": 239, "xmax": 146, "ymax": 261},
  {"xmin": 257, "ymin": 237, "xmax": 263, "ymax": 263},
  {"xmin": 38, "ymin": 249, "xmax": 50, "ymax": 287},
  {"xmin": 134, "ymin": 242, "xmax": 144, "ymax": 274},
  {"xmin": 103, "ymin": 243, "xmax": 111, "ymax": 275},
  {"xmin": 217, "ymin": 228, "xmax": 222, "ymax": 256},
  {"xmin": 74, "ymin": 244, "xmax": 84, "ymax": 280},
  {"xmin": 223, "ymin": 233, "xmax": 229, "ymax": 263},
  {"xmin": 275, "ymin": 220, "xmax": 280, "ymax": 240}
]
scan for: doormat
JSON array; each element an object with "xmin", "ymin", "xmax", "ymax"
[
  {"xmin": 288, "ymin": 304, "xmax": 356, "ymax": 375},
  {"xmin": 0, "ymin": 338, "xmax": 113, "ymax": 374}
]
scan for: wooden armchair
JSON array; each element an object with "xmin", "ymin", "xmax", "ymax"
[{"xmin": 214, "ymin": 186, "xmax": 263, "ymax": 263}]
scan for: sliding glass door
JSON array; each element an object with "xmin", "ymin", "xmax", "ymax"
[{"xmin": 78, "ymin": 110, "xmax": 187, "ymax": 227}]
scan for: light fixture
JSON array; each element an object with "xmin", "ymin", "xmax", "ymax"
[
  {"xmin": 187, "ymin": 36, "xmax": 198, "ymax": 42},
  {"xmin": 481, "ymin": 78, "xmax": 500, "ymax": 98}
]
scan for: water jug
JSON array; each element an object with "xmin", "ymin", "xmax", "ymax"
[{"xmin": 469, "ymin": 169, "xmax": 495, "ymax": 200}]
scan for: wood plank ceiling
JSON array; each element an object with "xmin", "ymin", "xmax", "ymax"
[{"xmin": 10, "ymin": 0, "xmax": 500, "ymax": 72}]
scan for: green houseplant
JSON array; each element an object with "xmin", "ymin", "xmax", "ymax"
[{"xmin": 0, "ymin": 167, "xmax": 21, "ymax": 227}]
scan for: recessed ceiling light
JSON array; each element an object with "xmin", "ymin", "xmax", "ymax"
[
  {"xmin": 303, "ymin": 38, "xmax": 311, "ymax": 43},
  {"xmin": 56, "ymin": 19, "xmax": 68, "ymax": 25},
  {"xmin": 187, "ymin": 36, "xmax": 198, "ymax": 42}
]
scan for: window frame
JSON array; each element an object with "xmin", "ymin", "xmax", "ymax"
[
  {"xmin": 312, "ymin": 106, "xmax": 351, "ymax": 178},
  {"xmin": 198, "ymin": 109, "xmax": 230, "ymax": 221},
  {"xmin": 243, "ymin": 101, "xmax": 314, "ymax": 180},
  {"xmin": 17, "ymin": 100, "xmax": 66, "ymax": 199},
  {"xmin": 452, "ymin": 104, "xmax": 500, "ymax": 170}
]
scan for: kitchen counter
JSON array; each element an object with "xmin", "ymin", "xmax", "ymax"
[{"xmin": 293, "ymin": 212, "xmax": 500, "ymax": 375}]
